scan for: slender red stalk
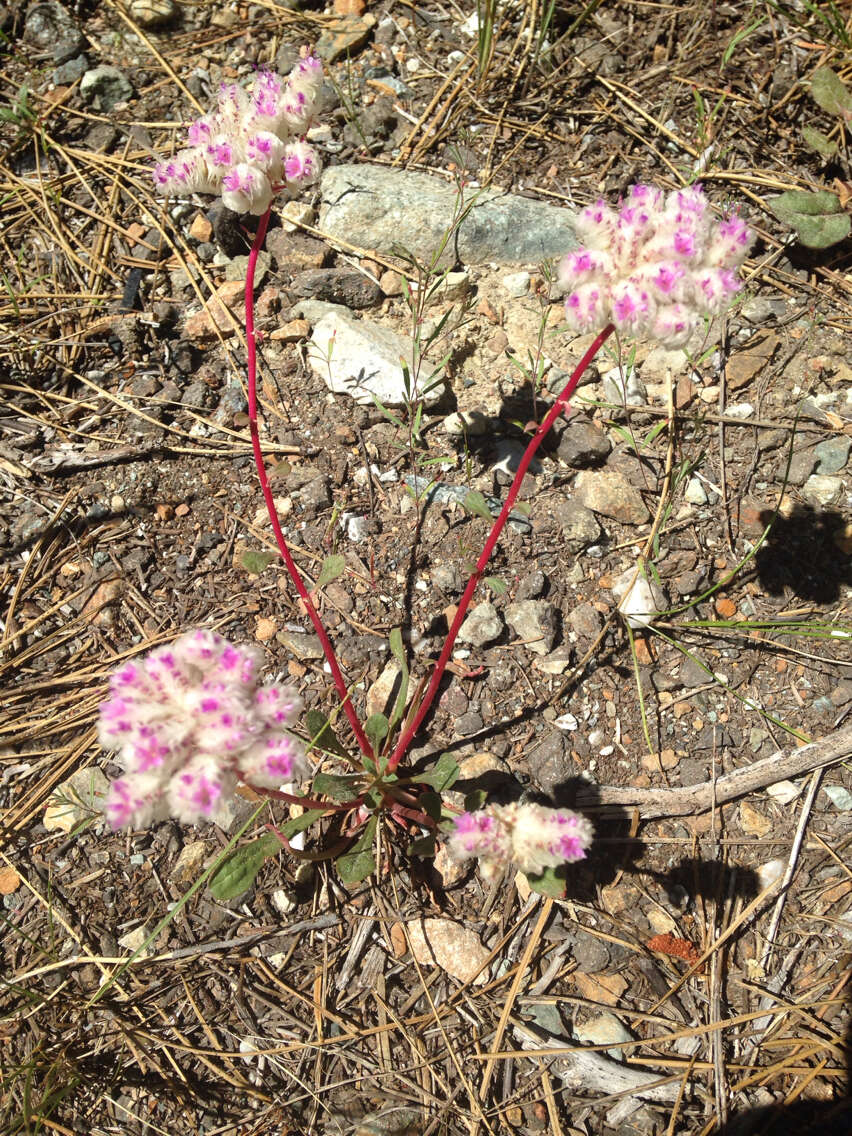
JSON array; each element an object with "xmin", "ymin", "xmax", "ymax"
[
  {"xmin": 386, "ymin": 323, "xmax": 615, "ymax": 773},
  {"xmin": 245, "ymin": 207, "xmax": 372, "ymax": 758}
]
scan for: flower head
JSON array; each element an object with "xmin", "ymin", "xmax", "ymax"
[
  {"xmin": 152, "ymin": 54, "xmax": 323, "ymax": 214},
  {"xmin": 100, "ymin": 630, "xmax": 305, "ymax": 829},
  {"xmin": 447, "ymin": 802, "xmax": 593, "ymax": 882},
  {"xmin": 558, "ymin": 184, "xmax": 753, "ymax": 347}
]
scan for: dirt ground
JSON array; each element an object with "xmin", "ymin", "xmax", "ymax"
[{"xmin": 1, "ymin": 1, "xmax": 851, "ymax": 1134}]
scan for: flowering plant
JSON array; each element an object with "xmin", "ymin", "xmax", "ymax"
[
  {"xmin": 558, "ymin": 184, "xmax": 753, "ymax": 347},
  {"xmin": 107, "ymin": 67, "xmax": 755, "ymax": 899},
  {"xmin": 153, "ymin": 55, "xmax": 323, "ymax": 214}
]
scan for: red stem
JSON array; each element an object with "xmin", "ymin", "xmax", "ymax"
[
  {"xmin": 245, "ymin": 207, "xmax": 372, "ymax": 758},
  {"xmin": 386, "ymin": 323, "xmax": 615, "ymax": 773}
]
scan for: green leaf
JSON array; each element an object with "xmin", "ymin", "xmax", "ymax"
[
  {"xmin": 409, "ymin": 834, "xmax": 436, "ymax": 858},
  {"xmin": 512, "ymin": 501, "xmax": 531, "ymax": 516},
  {"xmin": 313, "ymin": 770, "xmax": 362, "ymax": 803},
  {"xmin": 524, "ymin": 864, "xmax": 568, "ymax": 899},
  {"xmin": 315, "ymin": 554, "xmax": 345, "ymax": 590},
  {"xmin": 484, "ymin": 575, "xmax": 507, "ymax": 596},
  {"xmin": 241, "ymin": 549, "xmax": 276, "ymax": 574},
  {"xmin": 365, "ymin": 713, "xmax": 389, "ymax": 754},
  {"xmin": 208, "ymin": 833, "xmax": 283, "ymax": 901},
  {"xmin": 770, "ymin": 189, "xmax": 851, "ymax": 249},
  {"xmin": 464, "ymin": 789, "xmax": 488, "ymax": 812},
  {"xmin": 304, "ymin": 709, "xmax": 350, "ymax": 760},
  {"xmin": 417, "ymin": 752, "xmax": 460, "ymax": 792},
  {"xmin": 336, "ymin": 814, "xmax": 378, "ymax": 885},
  {"xmin": 802, "ymin": 125, "xmax": 837, "ymax": 158},
  {"xmin": 463, "ymin": 490, "xmax": 493, "ymax": 522},
  {"xmin": 277, "ymin": 809, "xmax": 326, "ymax": 840},
  {"xmin": 810, "ymin": 66, "xmax": 852, "ymax": 118},
  {"xmin": 387, "ymin": 628, "xmax": 410, "ymax": 732},
  {"xmin": 419, "ymin": 791, "xmax": 443, "ymax": 823}
]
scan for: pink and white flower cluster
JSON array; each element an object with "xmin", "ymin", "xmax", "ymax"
[
  {"xmin": 153, "ymin": 54, "xmax": 323, "ymax": 215},
  {"xmin": 99, "ymin": 631, "xmax": 305, "ymax": 829},
  {"xmin": 558, "ymin": 184, "xmax": 753, "ymax": 347},
  {"xmin": 447, "ymin": 802, "xmax": 593, "ymax": 882}
]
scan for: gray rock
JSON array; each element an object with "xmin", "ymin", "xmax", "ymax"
[
  {"xmin": 569, "ymin": 929, "xmax": 611, "ymax": 972},
  {"xmin": 740, "ymin": 296, "xmax": 787, "ymax": 324},
  {"xmin": 552, "ymin": 498, "xmax": 602, "ymax": 552},
  {"xmin": 310, "ymin": 311, "xmax": 447, "ymax": 407},
  {"xmin": 432, "ymin": 563, "xmax": 463, "ymax": 593},
  {"xmin": 276, "ymin": 630, "xmax": 324, "ymax": 660},
  {"xmin": 814, "ymin": 437, "xmax": 850, "ymax": 475},
  {"xmin": 802, "ymin": 474, "xmax": 843, "ymax": 507},
  {"xmin": 535, "ymin": 646, "xmax": 573, "ymax": 674},
  {"xmin": 80, "ymin": 66, "xmax": 134, "ymax": 110},
  {"xmin": 455, "ymin": 711, "xmax": 484, "ymax": 737},
  {"xmin": 515, "ymin": 570, "xmax": 547, "ymax": 601},
  {"xmin": 181, "ymin": 381, "xmax": 210, "ymax": 408},
  {"xmin": 225, "ymin": 252, "xmax": 270, "ymax": 286},
  {"xmin": 788, "ymin": 447, "xmax": 818, "ymax": 485},
  {"xmin": 568, "ymin": 601, "xmax": 602, "ymax": 641},
  {"xmin": 553, "ymin": 413, "xmax": 611, "ymax": 468},
  {"xmin": 53, "ymin": 54, "xmax": 88, "ymax": 85},
  {"xmin": 320, "ymin": 165, "xmax": 577, "ymax": 266},
  {"xmin": 291, "ymin": 268, "xmax": 382, "ymax": 310},
  {"xmin": 296, "ymin": 475, "xmax": 331, "ymax": 515},
  {"xmin": 505, "ymin": 600, "xmax": 557, "ymax": 655},
  {"xmin": 24, "ymin": 1, "xmax": 85, "ymax": 62},
  {"xmin": 526, "ymin": 730, "xmax": 568, "ymax": 793},
  {"xmin": 576, "ymin": 469, "xmax": 650, "ymax": 525},
  {"xmin": 458, "ymin": 601, "xmax": 503, "ymax": 647}
]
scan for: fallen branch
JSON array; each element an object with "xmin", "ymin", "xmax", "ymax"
[{"xmin": 575, "ymin": 725, "xmax": 852, "ymax": 818}]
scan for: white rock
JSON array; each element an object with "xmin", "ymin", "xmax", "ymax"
[
  {"xmin": 501, "ymin": 271, "xmax": 530, "ymax": 298},
  {"xmin": 341, "ymin": 512, "xmax": 369, "ymax": 542},
  {"xmin": 575, "ymin": 1012, "xmax": 634, "ymax": 1061},
  {"xmin": 726, "ymin": 403, "xmax": 754, "ymax": 419},
  {"xmin": 765, "ymin": 780, "xmax": 800, "ymax": 805},
  {"xmin": 554, "ymin": 712, "xmax": 579, "ymax": 731},
  {"xmin": 823, "ymin": 784, "xmax": 852, "ymax": 811},
  {"xmin": 612, "ymin": 566, "xmax": 667, "ymax": 629},
  {"xmin": 366, "ymin": 660, "xmax": 404, "ymax": 720},
  {"xmin": 758, "ymin": 858, "xmax": 786, "ymax": 889},
  {"xmin": 802, "ymin": 474, "xmax": 843, "ymax": 507},
  {"xmin": 406, "ymin": 918, "xmax": 489, "ymax": 984},
  {"xmin": 118, "ymin": 925, "xmax": 155, "ymax": 957},
  {"xmin": 684, "ymin": 477, "xmax": 708, "ymax": 505},
  {"xmin": 271, "ymin": 888, "xmax": 298, "ymax": 917},
  {"xmin": 43, "ymin": 766, "xmax": 110, "ymax": 833},
  {"xmin": 310, "ymin": 311, "xmax": 447, "ymax": 408},
  {"xmin": 603, "ymin": 366, "xmax": 645, "ymax": 407}
]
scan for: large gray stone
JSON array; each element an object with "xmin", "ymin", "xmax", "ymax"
[{"xmin": 319, "ymin": 165, "xmax": 577, "ymax": 266}]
